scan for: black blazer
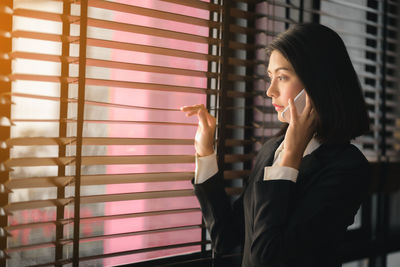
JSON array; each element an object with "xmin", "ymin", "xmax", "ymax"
[{"xmin": 193, "ymin": 135, "xmax": 371, "ymax": 267}]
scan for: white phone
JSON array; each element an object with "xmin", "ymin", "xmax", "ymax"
[{"xmin": 281, "ymin": 89, "xmax": 306, "ymax": 122}]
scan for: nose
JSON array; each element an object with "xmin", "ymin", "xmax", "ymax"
[{"xmin": 266, "ymin": 79, "xmax": 278, "ymax": 98}]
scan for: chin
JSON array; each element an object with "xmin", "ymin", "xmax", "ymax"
[{"xmin": 277, "ymin": 112, "xmax": 285, "ymax": 123}]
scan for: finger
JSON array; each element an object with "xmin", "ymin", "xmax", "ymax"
[
  {"xmin": 309, "ymin": 109, "xmax": 318, "ymax": 129},
  {"xmin": 200, "ymin": 105, "xmax": 217, "ymax": 130},
  {"xmin": 185, "ymin": 110, "xmax": 199, "ymax": 117},
  {"xmin": 205, "ymin": 112, "xmax": 216, "ymax": 128},
  {"xmin": 197, "ymin": 105, "xmax": 209, "ymax": 126},
  {"xmin": 180, "ymin": 104, "xmax": 205, "ymax": 111},
  {"xmin": 309, "ymin": 108, "xmax": 318, "ymax": 123},
  {"xmin": 303, "ymin": 93, "xmax": 313, "ymax": 115},
  {"xmin": 180, "ymin": 105, "xmax": 203, "ymax": 116},
  {"xmin": 288, "ymin": 98, "xmax": 297, "ymax": 122},
  {"xmin": 180, "ymin": 105, "xmax": 195, "ymax": 112},
  {"xmin": 181, "ymin": 104, "xmax": 215, "ymax": 128}
]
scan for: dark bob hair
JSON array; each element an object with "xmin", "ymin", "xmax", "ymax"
[{"xmin": 267, "ymin": 23, "xmax": 370, "ymax": 144}]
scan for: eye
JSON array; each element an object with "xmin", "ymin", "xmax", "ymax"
[
  {"xmin": 278, "ymin": 75, "xmax": 288, "ymax": 81},
  {"xmin": 265, "ymin": 76, "xmax": 271, "ymax": 87}
]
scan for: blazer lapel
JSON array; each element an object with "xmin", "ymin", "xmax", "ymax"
[{"xmin": 251, "ymin": 136, "xmax": 284, "ymax": 182}]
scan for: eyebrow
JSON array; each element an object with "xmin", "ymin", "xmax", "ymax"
[{"xmin": 267, "ymin": 67, "xmax": 292, "ymax": 74}]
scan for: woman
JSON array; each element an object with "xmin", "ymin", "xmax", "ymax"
[{"xmin": 180, "ymin": 23, "xmax": 371, "ymax": 267}]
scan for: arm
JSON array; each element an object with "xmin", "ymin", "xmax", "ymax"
[
  {"xmin": 195, "ymin": 152, "xmax": 218, "ymax": 184},
  {"xmin": 193, "ymin": 172, "xmax": 245, "ymax": 253},
  {"xmin": 180, "ymin": 104, "xmax": 244, "ymax": 252},
  {"xmin": 250, "ymin": 155, "xmax": 370, "ymax": 266}
]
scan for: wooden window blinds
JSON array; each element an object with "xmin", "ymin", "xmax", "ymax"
[{"xmin": 1, "ymin": 0, "xmax": 223, "ymax": 266}]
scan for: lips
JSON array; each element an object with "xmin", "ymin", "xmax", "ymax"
[{"xmin": 272, "ymin": 103, "xmax": 284, "ymax": 111}]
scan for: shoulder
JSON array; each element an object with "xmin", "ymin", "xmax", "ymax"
[
  {"xmin": 315, "ymin": 142, "xmax": 369, "ymax": 168},
  {"xmin": 312, "ymin": 142, "xmax": 371, "ymax": 190}
]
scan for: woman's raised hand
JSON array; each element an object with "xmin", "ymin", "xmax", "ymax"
[
  {"xmin": 180, "ymin": 104, "xmax": 216, "ymax": 157},
  {"xmin": 281, "ymin": 93, "xmax": 317, "ymax": 169}
]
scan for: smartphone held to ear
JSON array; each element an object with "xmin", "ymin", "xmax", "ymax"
[{"xmin": 281, "ymin": 89, "xmax": 306, "ymax": 122}]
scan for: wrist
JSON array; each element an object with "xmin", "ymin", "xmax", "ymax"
[
  {"xmin": 197, "ymin": 149, "xmax": 214, "ymax": 157},
  {"xmin": 280, "ymin": 151, "xmax": 302, "ymax": 169}
]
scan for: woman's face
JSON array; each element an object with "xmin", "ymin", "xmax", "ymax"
[{"xmin": 266, "ymin": 50, "xmax": 304, "ymax": 122}]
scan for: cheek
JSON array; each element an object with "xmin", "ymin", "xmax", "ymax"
[
  {"xmin": 282, "ymin": 85, "xmax": 303, "ymax": 105},
  {"xmin": 280, "ymin": 90, "xmax": 295, "ymax": 106}
]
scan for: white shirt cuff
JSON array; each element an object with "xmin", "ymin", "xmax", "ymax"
[
  {"xmin": 263, "ymin": 166, "xmax": 299, "ymax": 183},
  {"xmin": 195, "ymin": 152, "xmax": 218, "ymax": 184}
]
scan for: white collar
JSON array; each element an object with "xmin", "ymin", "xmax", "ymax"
[
  {"xmin": 274, "ymin": 137, "xmax": 321, "ymax": 161},
  {"xmin": 303, "ymin": 137, "xmax": 321, "ymax": 156}
]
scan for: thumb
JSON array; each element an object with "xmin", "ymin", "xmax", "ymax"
[{"xmin": 206, "ymin": 112, "xmax": 217, "ymax": 130}]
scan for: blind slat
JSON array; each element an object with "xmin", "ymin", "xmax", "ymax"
[
  {"xmin": 79, "ymin": 172, "xmax": 194, "ymax": 185},
  {"xmin": 85, "ymin": 58, "xmax": 219, "ymax": 78},
  {"xmin": 10, "ymin": 51, "xmax": 219, "ymax": 78},
  {"xmin": 230, "ymin": 7, "xmax": 295, "ymax": 24},
  {"xmin": 229, "ymin": 57, "xmax": 266, "ymax": 66},
  {"xmin": 225, "ymin": 139, "xmax": 255, "ymax": 146},
  {"xmin": 226, "ymin": 90, "xmax": 258, "ymax": 98},
  {"xmin": 4, "ymin": 198, "xmax": 72, "ymax": 213},
  {"xmin": 10, "ymin": 73, "xmax": 76, "ymax": 83},
  {"xmin": 87, "ymin": 17, "xmax": 220, "ymax": 45},
  {"xmin": 86, "ymin": 37, "xmax": 220, "ymax": 61},
  {"xmin": 6, "ymin": 242, "xmax": 55, "ymax": 254},
  {"xmin": 86, "ymin": 77, "xmax": 212, "ymax": 94},
  {"xmin": 5, "ymin": 189, "xmax": 195, "ymax": 212},
  {"xmin": 12, "ymin": 119, "xmax": 197, "ymax": 127},
  {"xmin": 9, "ymin": 74, "xmax": 211, "ymax": 94},
  {"xmin": 230, "ymin": 24, "xmax": 258, "ymax": 35},
  {"xmin": 5, "ymin": 220, "xmax": 56, "ymax": 232},
  {"xmin": 6, "ymin": 208, "xmax": 201, "ymax": 232},
  {"xmin": 6, "ymin": 137, "xmax": 194, "ymax": 146},
  {"xmin": 224, "ymin": 153, "xmax": 256, "ymax": 163},
  {"xmin": 5, "ymin": 155, "xmax": 195, "ymax": 167},
  {"xmin": 80, "ymin": 189, "xmax": 195, "ymax": 205},
  {"xmin": 76, "ymin": 208, "xmax": 200, "ymax": 223},
  {"xmin": 12, "ymin": 30, "xmax": 220, "ymax": 61},
  {"xmin": 158, "ymin": 0, "xmax": 221, "ymax": 12},
  {"xmin": 6, "ymin": 172, "xmax": 194, "ymax": 189},
  {"xmin": 6, "ymin": 176, "xmax": 72, "ymax": 189},
  {"xmin": 12, "ymin": 30, "xmax": 79, "ymax": 43},
  {"xmin": 229, "ymin": 73, "xmax": 267, "ymax": 82},
  {"xmin": 74, "ymin": 224, "xmax": 203, "ymax": 243},
  {"xmin": 10, "ymin": 92, "xmax": 185, "ymax": 112},
  {"xmin": 229, "ymin": 41, "xmax": 264, "ymax": 51}
]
